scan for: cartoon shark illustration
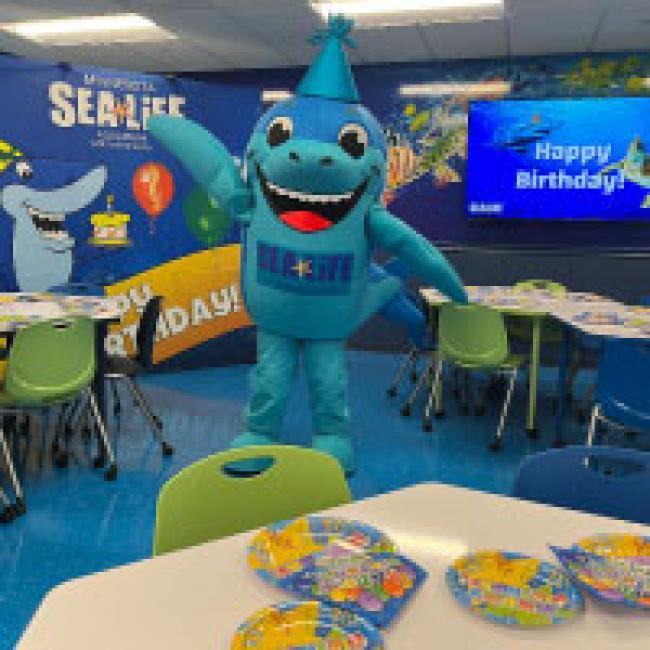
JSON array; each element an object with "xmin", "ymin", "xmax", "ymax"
[
  {"xmin": 601, "ymin": 135, "xmax": 650, "ymax": 208},
  {"xmin": 493, "ymin": 115, "xmax": 561, "ymax": 153},
  {"xmin": 0, "ymin": 156, "xmax": 107, "ymax": 291},
  {"xmin": 148, "ymin": 16, "xmax": 466, "ymax": 473}
]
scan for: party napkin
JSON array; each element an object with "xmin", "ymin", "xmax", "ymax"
[{"xmin": 275, "ymin": 544, "xmax": 427, "ymax": 628}]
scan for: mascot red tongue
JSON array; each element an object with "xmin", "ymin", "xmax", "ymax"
[{"xmin": 279, "ymin": 210, "xmax": 331, "ymax": 233}]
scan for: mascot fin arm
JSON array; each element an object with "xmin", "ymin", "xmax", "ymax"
[
  {"xmin": 358, "ymin": 274, "xmax": 401, "ymax": 328},
  {"xmin": 367, "ymin": 206, "xmax": 467, "ymax": 304},
  {"xmin": 148, "ymin": 115, "xmax": 252, "ymax": 219}
]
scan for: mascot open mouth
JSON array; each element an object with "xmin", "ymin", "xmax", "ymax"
[{"xmin": 258, "ymin": 165, "xmax": 368, "ymax": 233}]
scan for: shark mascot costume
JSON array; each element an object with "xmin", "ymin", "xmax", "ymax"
[{"xmin": 149, "ymin": 16, "xmax": 466, "ymax": 473}]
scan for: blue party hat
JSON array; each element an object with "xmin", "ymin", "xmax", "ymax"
[{"xmin": 296, "ymin": 15, "xmax": 360, "ymax": 104}]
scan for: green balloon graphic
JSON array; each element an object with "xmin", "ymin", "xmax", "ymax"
[{"xmin": 183, "ymin": 186, "xmax": 231, "ymax": 247}]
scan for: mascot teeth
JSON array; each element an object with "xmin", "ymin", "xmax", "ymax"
[{"xmin": 258, "ymin": 163, "xmax": 367, "ymax": 230}]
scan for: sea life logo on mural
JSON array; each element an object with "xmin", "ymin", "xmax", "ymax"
[
  {"xmin": 49, "ymin": 74, "xmax": 186, "ymax": 131},
  {"xmin": 132, "ymin": 162, "xmax": 174, "ymax": 233},
  {"xmin": 0, "ymin": 141, "xmax": 107, "ymax": 291}
]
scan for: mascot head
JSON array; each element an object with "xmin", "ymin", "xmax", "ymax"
[{"xmin": 246, "ymin": 16, "xmax": 386, "ymax": 234}]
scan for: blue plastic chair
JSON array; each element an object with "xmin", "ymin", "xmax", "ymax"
[
  {"xmin": 586, "ymin": 338, "xmax": 650, "ymax": 446},
  {"xmin": 640, "ymin": 296, "xmax": 650, "ymax": 307},
  {"xmin": 513, "ymin": 445, "xmax": 650, "ymax": 524}
]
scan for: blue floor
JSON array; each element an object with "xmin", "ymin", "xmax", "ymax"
[{"xmin": 0, "ymin": 351, "xmax": 592, "ymax": 647}]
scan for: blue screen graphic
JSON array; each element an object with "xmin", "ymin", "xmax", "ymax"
[{"xmin": 466, "ymin": 97, "xmax": 650, "ymax": 220}]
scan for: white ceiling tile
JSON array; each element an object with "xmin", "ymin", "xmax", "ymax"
[
  {"xmin": 353, "ymin": 26, "xmax": 431, "ymax": 64},
  {"xmin": 421, "ymin": 19, "xmax": 508, "ymax": 59},
  {"xmin": 0, "ymin": 0, "xmax": 646, "ymax": 72}
]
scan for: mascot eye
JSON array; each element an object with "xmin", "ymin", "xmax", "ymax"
[
  {"xmin": 15, "ymin": 160, "xmax": 33, "ymax": 180},
  {"xmin": 338, "ymin": 124, "xmax": 368, "ymax": 159},
  {"xmin": 267, "ymin": 117, "xmax": 293, "ymax": 147}
]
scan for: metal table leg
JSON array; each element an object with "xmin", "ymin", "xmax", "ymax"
[
  {"xmin": 553, "ymin": 323, "xmax": 574, "ymax": 447},
  {"xmin": 92, "ymin": 320, "xmax": 110, "ymax": 466},
  {"xmin": 526, "ymin": 316, "xmax": 542, "ymax": 436}
]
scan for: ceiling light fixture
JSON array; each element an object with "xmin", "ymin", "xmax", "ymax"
[
  {"xmin": 399, "ymin": 80, "xmax": 511, "ymax": 96},
  {"xmin": 1, "ymin": 13, "xmax": 175, "ymax": 46},
  {"xmin": 310, "ymin": 0, "xmax": 504, "ymax": 26},
  {"xmin": 261, "ymin": 89, "xmax": 294, "ymax": 103}
]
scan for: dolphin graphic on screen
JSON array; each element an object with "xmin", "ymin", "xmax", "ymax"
[{"xmin": 600, "ymin": 135, "xmax": 650, "ymax": 208}]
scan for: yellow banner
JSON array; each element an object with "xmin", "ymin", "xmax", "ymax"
[{"xmin": 105, "ymin": 244, "xmax": 252, "ymax": 363}]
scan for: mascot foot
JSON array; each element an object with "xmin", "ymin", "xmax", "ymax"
[
  {"xmin": 227, "ymin": 431, "xmax": 277, "ymax": 474},
  {"xmin": 313, "ymin": 435, "xmax": 355, "ymax": 476}
]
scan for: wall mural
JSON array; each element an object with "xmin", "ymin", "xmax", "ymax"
[
  {"xmin": 1, "ymin": 50, "xmax": 649, "ymax": 366},
  {"xmin": 0, "ymin": 55, "xmax": 259, "ymax": 366}
]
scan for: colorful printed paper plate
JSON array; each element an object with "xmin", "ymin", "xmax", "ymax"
[
  {"xmin": 572, "ymin": 311, "xmax": 626, "ymax": 326},
  {"xmin": 248, "ymin": 516, "xmax": 397, "ymax": 585},
  {"xmin": 565, "ymin": 292, "xmax": 607, "ymax": 303},
  {"xmin": 231, "ymin": 600, "xmax": 384, "ymax": 649},
  {"xmin": 551, "ymin": 534, "xmax": 650, "ymax": 609},
  {"xmin": 282, "ymin": 550, "xmax": 427, "ymax": 628},
  {"xmin": 446, "ymin": 550, "xmax": 584, "ymax": 627}
]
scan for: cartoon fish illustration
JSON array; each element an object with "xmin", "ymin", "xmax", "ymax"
[{"xmin": 0, "ymin": 150, "xmax": 106, "ymax": 291}]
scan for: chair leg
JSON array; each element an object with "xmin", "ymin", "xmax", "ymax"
[
  {"xmin": 124, "ymin": 377, "xmax": 174, "ymax": 456},
  {"xmin": 0, "ymin": 423, "xmax": 25, "ymax": 514},
  {"xmin": 109, "ymin": 379, "xmax": 122, "ymax": 418},
  {"xmin": 433, "ymin": 356, "xmax": 444, "ymax": 415},
  {"xmin": 423, "ymin": 356, "xmax": 444, "ymax": 432},
  {"xmin": 586, "ymin": 404, "xmax": 601, "ymax": 447},
  {"xmin": 87, "ymin": 389, "xmax": 117, "ymax": 480},
  {"xmin": 409, "ymin": 349, "xmax": 420, "ymax": 382},
  {"xmin": 401, "ymin": 358, "xmax": 433, "ymax": 417},
  {"xmin": 0, "ymin": 485, "xmax": 14, "ymax": 523},
  {"xmin": 491, "ymin": 369, "xmax": 518, "ymax": 452},
  {"xmin": 388, "ymin": 347, "xmax": 418, "ymax": 397}
]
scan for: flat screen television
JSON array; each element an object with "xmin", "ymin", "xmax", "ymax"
[{"xmin": 466, "ymin": 97, "xmax": 650, "ymax": 221}]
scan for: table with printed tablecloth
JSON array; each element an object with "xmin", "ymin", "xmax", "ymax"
[
  {"xmin": 0, "ymin": 292, "xmax": 122, "ymax": 437},
  {"xmin": 17, "ymin": 483, "xmax": 650, "ymax": 649},
  {"xmin": 419, "ymin": 286, "xmax": 650, "ymax": 440}
]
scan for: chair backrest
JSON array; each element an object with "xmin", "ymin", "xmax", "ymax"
[
  {"xmin": 514, "ymin": 279, "xmax": 567, "ymax": 296},
  {"xmin": 639, "ymin": 295, "xmax": 650, "ymax": 308},
  {"xmin": 513, "ymin": 446, "xmax": 650, "ymax": 524},
  {"xmin": 153, "ymin": 445, "xmax": 352, "ymax": 556},
  {"xmin": 6, "ymin": 317, "xmax": 95, "ymax": 404},
  {"xmin": 438, "ymin": 302, "xmax": 508, "ymax": 366},
  {"xmin": 49, "ymin": 282, "xmax": 105, "ymax": 297},
  {"xmin": 595, "ymin": 338, "xmax": 650, "ymax": 430},
  {"xmin": 136, "ymin": 296, "xmax": 162, "ymax": 369}
]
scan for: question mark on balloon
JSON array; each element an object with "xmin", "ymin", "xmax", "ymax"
[
  {"xmin": 132, "ymin": 162, "xmax": 175, "ymax": 234},
  {"xmin": 143, "ymin": 165, "xmax": 161, "ymax": 213}
]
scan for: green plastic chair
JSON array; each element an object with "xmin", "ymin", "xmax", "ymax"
[
  {"xmin": 423, "ymin": 303, "xmax": 524, "ymax": 450},
  {"xmin": 0, "ymin": 317, "xmax": 117, "ymax": 518},
  {"xmin": 153, "ymin": 445, "xmax": 352, "ymax": 556},
  {"xmin": 508, "ymin": 279, "xmax": 567, "ymax": 345}
]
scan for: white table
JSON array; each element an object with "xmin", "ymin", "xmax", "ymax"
[{"xmin": 18, "ymin": 483, "xmax": 650, "ymax": 649}]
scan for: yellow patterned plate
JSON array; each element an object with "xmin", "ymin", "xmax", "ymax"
[
  {"xmin": 231, "ymin": 600, "xmax": 384, "ymax": 649},
  {"xmin": 248, "ymin": 516, "xmax": 396, "ymax": 584}
]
